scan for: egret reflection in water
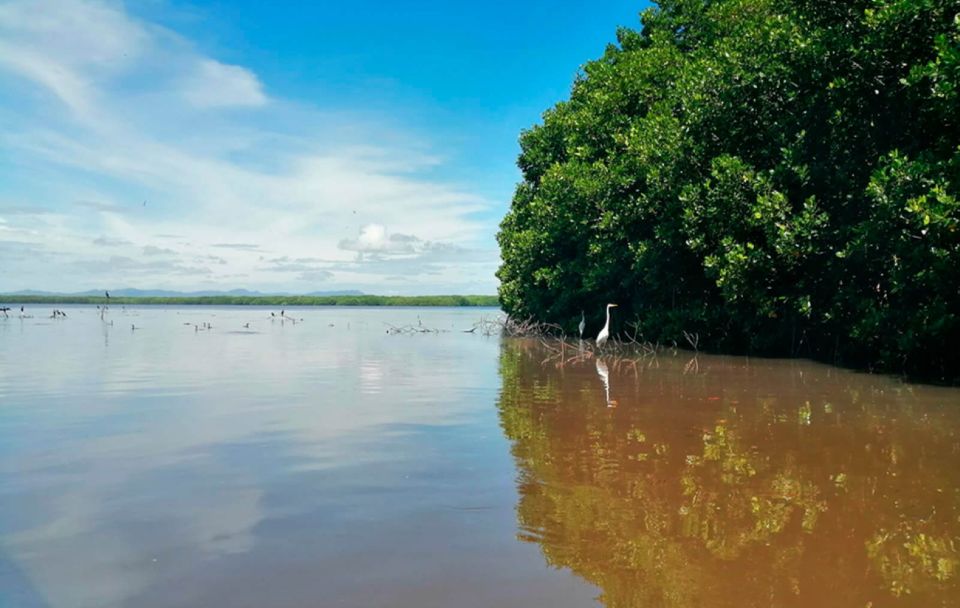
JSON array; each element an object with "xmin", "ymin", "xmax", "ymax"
[
  {"xmin": 497, "ymin": 339, "xmax": 960, "ymax": 608},
  {"xmin": 595, "ymin": 358, "xmax": 616, "ymax": 407}
]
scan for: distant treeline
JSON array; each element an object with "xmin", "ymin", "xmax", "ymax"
[
  {"xmin": 1, "ymin": 295, "xmax": 500, "ymax": 307},
  {"xmin": 497, "ymin": 0, "xmax": 960, "ymax": 382}
]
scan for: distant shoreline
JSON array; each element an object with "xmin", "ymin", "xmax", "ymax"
[{"xmin": 0, "ymin": 295, "xmax": 500, "ymax": 307}]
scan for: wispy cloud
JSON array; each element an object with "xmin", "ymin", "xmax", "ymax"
[
  {"xmin": 77, "ymin": 200, "xmax": 124, "ymax": 213},
  {"xmin": 72, "ymin": 255, "xmax": 213, "ymax": 277},
  {"xmin": 0, "ymin": 0, "xmax": 498, "ymax": 294},
  {"xmin": 142, "ymin": 245, "xmax": 176, "ymax": 256},
  {"xmin": 92, "ymin": 235, "xmax": 131, "ymax": 247},
  {"xmin": 212, "ymin": 243, "xmax": 261, "ymax": 251},
  {"xmin": 182, "ymin": 59, "xmax": 267, "ymax": 108}
]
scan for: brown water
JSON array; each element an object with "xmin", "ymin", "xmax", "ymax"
[
  {"xmin": 499, "ymin": 340, "xmax": 960, "ymax": 608},
  {"xmin": 2, "ymin": 307, "xmax": 959, "ymax": 607}
]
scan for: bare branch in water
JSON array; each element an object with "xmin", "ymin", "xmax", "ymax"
[
  {"xmin": 384, "ymin": 323, "xmax": 448, "ymax": 335},
  {"xmin": 683, "ymin": 331, "xmax": 700, "ymax": 351}
]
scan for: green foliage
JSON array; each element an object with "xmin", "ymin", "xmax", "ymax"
[
  {"xmin": 0, "ymin": 294, "xmax": 499, "ymax": 307},
  {"xmin": 497, "ymin": 0, "xmax": 960, "ymax": 381}
]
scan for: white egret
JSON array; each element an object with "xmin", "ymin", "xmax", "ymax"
[
  {"xmin": 595, "ymin": 303, "xmax": 618, "ymax": 348},
  {"xmin": 578, "ymin": 311, "xmax": 586, "ymax": 339}
]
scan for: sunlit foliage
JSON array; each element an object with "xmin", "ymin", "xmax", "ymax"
[{"xmin": 497, "ymin": 0, "xmax": 960, "ymax": 381}]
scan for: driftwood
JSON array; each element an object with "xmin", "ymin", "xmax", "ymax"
[
  {"xmin": 475, "ymin": 314, "xmax": 704, "ymax": 376},
  {"xmin": 467, "ymin": 314, "xmax": 563, "ymax": 338},
  {"xmin": 385, "ymin": 314, "xmax": 701, "ymax": 377},
  {"xmin": 384, "ymin": 322, "xmax": 448, "ymax": 335}
]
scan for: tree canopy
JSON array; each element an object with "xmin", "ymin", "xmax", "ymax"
[{"xmin": 497, "ymin": 0, "xmax": 960, "ymax": 381}]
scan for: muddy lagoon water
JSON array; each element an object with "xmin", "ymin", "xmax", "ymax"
[{"xmin": 2, "ymin": 306, "xmax": 959, "ymax": 607}]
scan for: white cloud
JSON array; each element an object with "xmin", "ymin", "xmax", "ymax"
[
  {"xmin": 0, "ymin": 0, "xmax": 499, "ymax": 294},
  {"xmin": 339, "ymin": 224, "xmax": 422, "ymax": 255},
  {"xmin": 182, "ymin": 59, "xmax": 267, "ymax": 108},
  {"xmin": 0, "ymin": 0, "xmax": 148, "ymax": 120}
]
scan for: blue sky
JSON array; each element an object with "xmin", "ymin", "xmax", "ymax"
[{"xmin": 0, "ymin": 0, "xmax": 647, "ymax": 294}]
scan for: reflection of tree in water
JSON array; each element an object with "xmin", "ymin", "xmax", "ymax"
[{"xmin": 496, "ymin": 340, "xmax": 960, "ymax": 607}]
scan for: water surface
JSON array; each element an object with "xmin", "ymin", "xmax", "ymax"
[
  {"xmin": 499, "ymin": 340, "xmax": 960, "ymax": 607},
  {"xmin": 2, "ymin": 307, "xmax": 959, "ymax": 607}
]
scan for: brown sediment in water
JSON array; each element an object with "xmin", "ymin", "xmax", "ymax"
[
  {"xmin": 497, "ymin": 338, "xmax": 960, "ymax": 608},
  {"xmin": 2, "ymin": 308, "xmax": 958, "ymax": 607}
]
